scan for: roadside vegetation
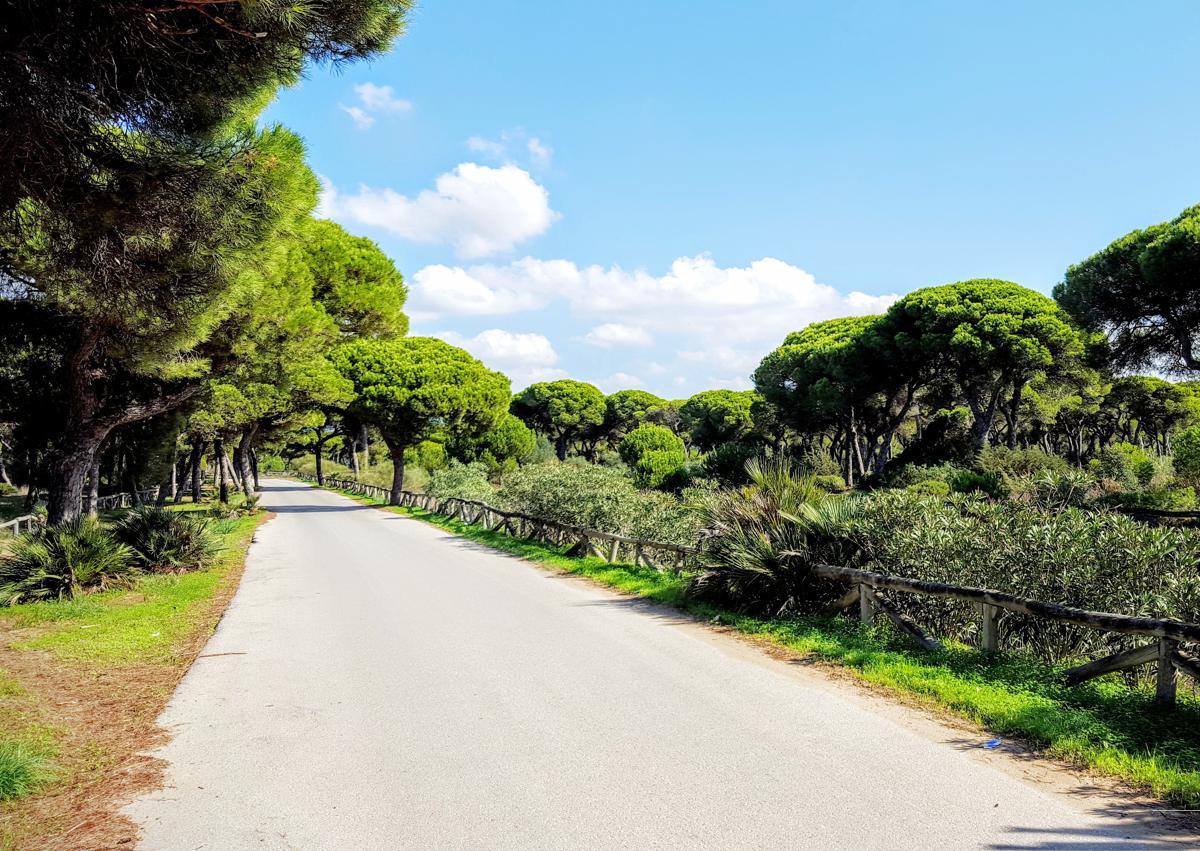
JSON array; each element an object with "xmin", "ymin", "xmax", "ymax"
[
  {"xmin": 317, "ymin": 475, "xmax": 1200, "ymax": 807},
  {"xmin": 0, "ymin": 501, "xmax": 267, "ymax": 849}
]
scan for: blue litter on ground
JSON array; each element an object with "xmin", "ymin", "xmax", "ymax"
[{"xmin": 982, "ymin": 739, "xmax": 1002, "ymax": 749}]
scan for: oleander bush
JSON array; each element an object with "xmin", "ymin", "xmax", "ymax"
[
  {"xmin": 498, "ymin": 462, "xmax": 701, "ymax": 545},
  {"xmin": 0, "ymin": 520, "xmax": 136, "ymax": 604},
  {"xmin": 113, "ymin": 507, "xmax": 218, "ymax": 572},
  {"xmin": 425, "ymin": 461, "xmax": 497, "ymax": 504},
  {"xmin": 854, "ymin": 490, "xmax": 1200, "ymax": 660}
]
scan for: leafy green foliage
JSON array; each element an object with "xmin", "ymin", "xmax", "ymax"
[
  {"xmin": 332, "ymin": 337, "xmax": 510, "ymax": 495},
  {"xmin": 301, "ymin": 219, "xmax": 408, "ymax": 338},
  {"xmin": 445, "ymin": 412, "xmax": 536, "ymax": 476},
  {"xmin": 1057, "ymin": 203, "xmax": 1200, "ymax": 373},
  {"xmin": 511, "ymin": 380, "xmax": 606, "ymax": 460},
  {"xmin": 906, "ymin": 479, "xmax": 950, "ymax": 497},
  {"xmin": 112, "ymin": 508, "xmax": 217, "ymax": 572},
  {"xmin": 978, "ymin": 446, "xmax": 1070, "ymax": 479},
  {"xmin": 700, "ymin": 442, "xmax": 759, "ymax": 485},
  {"xmin": 1175, "ymin": 426, "xmax": 1200, "ymax": 486},
  {"xmin": 0, "ymin": 520, "xmax": 135, "ymax": 605},
  {"xmin": 855, "ymin": 491, "xmax": 1200, "ymax": 659},
  {"xmin": 618, "ymin": 424, "xmax": 686, "ymax": 488},
  {"xmin": 688, "ymin": 459, "xmax": 863, "ymax": 615},
  {"xmin": 679, "ymin": 389, "xmax": 758, "ymax": 451},
  {"xmin": 426, "ymin": 461, "xmax": 496, "ymax": 503},
  {"xmin": 498, "ymin": 462, "xmax": 700, "ymax": 545}
]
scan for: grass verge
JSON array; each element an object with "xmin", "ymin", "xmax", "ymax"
[
  {"xmin": 319, "ymin": 480, "xmax": 1200, "ymax": 808},
  {"xmin": 0, "ymin": 508, "xmax": 267, "ymax": 850}
]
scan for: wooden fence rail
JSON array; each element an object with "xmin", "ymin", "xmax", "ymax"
[
  {"xmin": 291, "ymin": 473, "xmax": 703, "ymax": 573},
  {"xmin": 0, "ymin": 514, "xmax": 41, "ymax": 536},
  {"xmin": 94, "ymin": 488, "xmax": 159, "ymax": 511},
  {"xmin": 812, "ymin": 563, "xmax": 1200, "ymax": 706}
]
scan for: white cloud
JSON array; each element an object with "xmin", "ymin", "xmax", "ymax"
[
  {"xmin": 466, "ymin": 129, "xmax": 552, "ymax": 170},
  {"xmin": 410, "ymin": 254, "xmax": 898, "ymax": 345},
  {"xmin": 467, "ymin": 135, "xmax": 507, "ymax": 158},
  {"xmin": 434, "ymin": 329, "xmax": 562, "ymax": 389},
  {"xmin": 527, "ymin": 137, "xmax": 553, "ymax": 170},
  {"xmin": 339, "ymin": 82, "xmax": 412, "ymax": 131},
  {"xmin": 592, "ymin": 372, "xmax": 644, "ymax": 393},
  {"xmin": 355, "ymin": 82, "xmax": 412, "ymax": 114},
  {"xmin": 582, "ymin": 323, "xmax": 653, "ymax": 348},
  {"xmin": 319, "ymin": 164, "xmax": 558, "ymax": 258},
  {"xmin": 340, "ymin": 105, "xmax": 375, "ymax": 130}
]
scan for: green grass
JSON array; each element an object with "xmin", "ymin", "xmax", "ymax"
[
  {"xmin": 0, "ymin": 516, "xmax": 258, "ymax": 665},
  {"xmin": 320, "ymin": 480, "xmax": 1200, "ymax": 807}
]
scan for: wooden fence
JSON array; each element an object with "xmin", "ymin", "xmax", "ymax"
[
  {"xmin": 294, "ymin": 474, "xmax": 702, "ymax": 573},
  {"xmin": 0, "ymin": 514, "xmax": 40, "ymax": 536},
  {"xmin": 813, "ymin": 563, "xmax": 1200, "ymax": 707},
  {"xmin": 1115, "ymin": 505, "xmax": 1200, "ymax": 527},
  {"xmin": 93, "ymin": 488, "xmax": 160, "ymax": 511}
]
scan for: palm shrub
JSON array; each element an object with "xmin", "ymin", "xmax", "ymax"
[
  {"xmin": 0, "ymin": 520, "xmax": 135, "ymax": 604},
  {"xmin": 113, "ymin": 508, "xmax": 218, "ymax": 572},
  {"xmin": 687, "ymin": 458, "xmax": 863, "ymax": 616}
]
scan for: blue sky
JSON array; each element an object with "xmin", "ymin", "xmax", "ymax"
[{"xmin": 265, "ymin": 0, "xmax": 1200, "ymax": 397}]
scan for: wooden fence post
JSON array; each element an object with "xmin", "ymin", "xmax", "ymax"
[
  {"xmin": 859, "ymin": 584, "xmax": 875, "ymax": 626},
  {"xmin": 980, "ymin": 603, "xmax": 999, "ymax": 653},
  {"xmin": 1156, "ymin": 639, "xmax": 1178, "ymax": 706}
]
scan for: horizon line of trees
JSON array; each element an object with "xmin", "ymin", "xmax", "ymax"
[{"xmin": 1, "ymin": 2, "xmax": 1198, "ymax": 521}]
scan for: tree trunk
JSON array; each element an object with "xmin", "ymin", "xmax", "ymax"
[
  {"xmin": 0, "ymin": 446, "xmax": 10, "ymax": 486},
  {"xmin": 46, "ymin": 427, "xmax": 106, "ymax": 525},
  {"xmin": 237, "ymin": 425, "xmax": 257, "ymax": 497},
  {"xmin": 554, "ymin": 435, "xmax": 569, "ymax": 462},
  {"xmin": 315, "ymin": 441, "xmax": 324, "ymax": 486},
  {"xmin": 250, "ymin": 449, "xmax": 260, "ymax": 489},
  {"xmin": 349, "ymin": 433, "xmax": 361, "ymax": 477},
  {"xmin": 190, "ymin": 441, "xmax": 205, "ymax": 503},
  {"xmin": 389, "ymin": 445, "xmax": 406, "ymax": 506},
  {"xmin": 85, "ymin": 454, "xmax": 101, "ymax": 517},
  {"xmin": 215, "ymin": 437, "xmax": 229, "ymax": 503}
]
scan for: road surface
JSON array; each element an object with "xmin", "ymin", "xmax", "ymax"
[{"xmin": 126, "ymin": 479, "xmax": 1189, "ymax": 849}]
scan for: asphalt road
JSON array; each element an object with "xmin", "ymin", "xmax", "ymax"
[{"xmin": 126, "ymin": 479, "xmax": 1190, "ymax": 849}]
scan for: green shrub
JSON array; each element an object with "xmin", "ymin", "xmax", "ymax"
[
  {"xmin": 619, "ymin": 424, "xmax": 686, "ymax": 489},
  {"xmin": 885, "ymin": 463, "xmax": 968, "ymax": 489},
  {"xmin": 1175, "ymin": 426, "xmax": 1200, "ymax": 487},
  {"xmin": 812, "ymin": 474, "xmax": 847, "ymax": 492},
  {"xmin": 208, "ymin": 493, "xmax": 261, "ymax": 520},
  {"xmin": 0, "ymin": 520, "xmax": 135, "ymax": 605},
  {"xmin": 112, "ymin": 508, "xmax": 218, "ymax": 572},
  {"xmin": 978, "ymin": 446, "xmax": 1070, "ymax": 479},
  {"xmin": 1111, "ymin": 487, "xmax": 1198, "ymax": 511},
  {"xmin": 947, "ymin": 469, "xmax": 1004, "ymax": 498},
  {"xmin": 0, "ymin": 483, "xmax": 17, "ymax": 497},
  {"xmin": 425, "ymin": 461, "xmax": 496, "ymax": 503},
  {"xmin": 906, "ymin": 479, "xmax": 950, "ymax": 497},
  {"xmin": 1007, "ymin": 468, "xmax": 1097, "ymax": 509},
  {"xmin": 406, "ymin": 440, "xmax": 448, "ymax": 473},
  {"xmin": 700, "ymin": 442, "xmax": 758, "ymax": 485},
  {"xmin": 257, "ymin": 454, "xmax": 286, "ymax": 472},
  {"xmin": 499, "ymin": 462, "xmax": 700, "ymax": 545},
  {"xmin": 0, "ymin": 742, "xmax": 48, "ymax": 800},
  {"xmin": 855, "ymin": 490, "xmax": 1200, "ymax": 660},
  {"xmin": 795, "ymin": 447, "xmax": 842, "ymax": 478},
  {"xmin": 688, "ymin": 459, "xmax": 863, "ymax": 615}
]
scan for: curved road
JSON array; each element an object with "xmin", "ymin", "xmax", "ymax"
[{"xmin": 126, "ymin": 479, "xmax": 1189, "ymax": 849}]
